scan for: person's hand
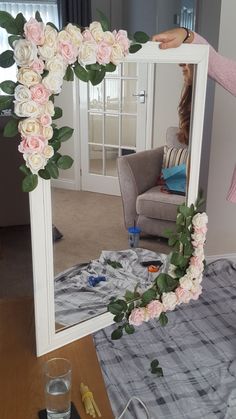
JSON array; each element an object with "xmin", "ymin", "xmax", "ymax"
[{"xmin": 152, "ymin": 28, "xmax": 192, "ymax": 49}]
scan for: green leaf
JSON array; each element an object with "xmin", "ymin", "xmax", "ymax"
[
  {"xmin": 150, "ymin": 359, "xmax": 159, "ymax": 369},
  {"xmin": 96, "ymin": 9, "xmax": 110, "ymax": 31},
  {"xmin": 179, "ymin": 204, "xmax": 192, "ymax": 218},
  {"xmin": 106, "ymin": 259, "xmax": 122, "ymax": 269},
  {"xmin": 129, "ymin": 44, "xmax": 142, "ymax": 54},
  {"xmin": 50, "ymin": 152, "xmax": 61, "ymax": 163},
  {"xmin": 3, "ymin": 118, "xmax": 18, "ymax": 137},
  {"xmin": 116, "ymin": 299, "xmax": 127, "ymax": 311},
  {"xmin": 19, "ymin": 164, "xmax": 30, "ymax": 176},
  {"xmin": 111, "ymin": 327, "xmax": 123, "ymax": 340},
  {"xmin": 152, "ymin": 366, "xmax": 163, "ymax": 377},
  {"xmin": 163, "ymin": 228, "xmax": 173, "ymax": 238},
  {"xmin": 52, "ymin": 107, "xmax": 63, "ymax": 120},
  {"xmin": 141, "ymin": 289, "xmax": 157, "ymax": 305},
  {"xmin": 22, "ymin": 174, "xmax": 38, "ymax": 192},
  {"xmin": 38, "ymin": 169, "xmax": 51, "ymax": 180},
  {"xmin": 0, "ymin": 80, "xmax": 16, "ymax": 95},
  {"xmin": 50, "ymin": 139, "xmax": 61, "ymax": 152},
  {"xmin": 57, "ymin": 155, "xmax": 73, "ymax": 170},
  {"xmin": 88, "ymin": 68, "xmax": 106, "ymax": 86},
  {"xmin": 57, "ymin": 126, "xmax": 74, "ymax": 142},
  {"xmin": 184, "ymin": 242, "xmax": 193, "ymax": 257},
  {"xmin": 8, "ymin": 35, "xmax": 21, "ymax": 49},
  {"xmin": 105, "ymin": 63, "xmax": 116, "ymax": 72},
  {"xmin": 159, "ymin": 312, "xmax": 168, "ymax": 327},
  {"xmin": 74, "ymin": 63, "xmax": 90, "ymax": 82},
  {"xmin": 0, "ymin": 95, "xmax": 13, "ymax": 111},
  {"xmin": 46, "ymin": 22, "xmax": 58, "ymax": 31},
  {"xmin": 171, "ymin": 252, "xmax": 189, "ymax": 269},
  {"xmin": 124, "ymin": 323, "xmax": 135, "ymax": 334},
  {"xmin": 46, "ymin": 161, "xmax": 59, "ymax": 179},
  {"xmin": 108, "ymin": 301, "xmax": 125, "ymax": 316},
  {"xmin": 168, "ymin": 235, "xmax": 178, "ymax": 247},
  {"xmin": 114, "ymin": 313, "xmax": 124, "ymax": 323},
  {"xmin": 176, "ymin": 213, "xmax": 185, "ymax": 225},
  {"xmin": 63, "ymin": 66, "xmax": 74, "ymax": 81},
  {"xmin": 86, "ymin": 63, "xmax": 102, "ymax": 71},
  {"xmin": 15, "ymin": 13, "xmax": 26, "ymax": 35},
  {"xmin": 156, "ymin": 273, "xmax": 178, "ymax": 293},
  {"xmin": 0, "ymin": 11, "xmax": 19, "ymax": 35},
  {"xmin": 125, "ymin": 290, "xmax": 135, "ymax": 302},
  {"xmin": 133, "ymin": 31, "xmax": 150, "ymax": 44},
  {"xmin": 35, "ymin": 11, "xmax": 43, "ymax": 22},
  {"xmin": 0, "ymin": 50, "xmax": 14, "ymax": 68}
]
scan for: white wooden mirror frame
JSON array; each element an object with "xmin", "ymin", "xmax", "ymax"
[{"xmin": 29, "ymin": 42, "xmax": 209, "ymax": 356}]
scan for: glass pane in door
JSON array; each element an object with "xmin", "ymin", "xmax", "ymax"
[
  {"xmin": 121, "ymin": 115, "xmax": 136, "ymax": 147},
  {"xmin": 122, "ymin": 79, "xmax": 137, "ymax": 114},
  {"xmin": 89, "ymin": 145, "xmax": 103, "ymax": 175},
  {"xmin": 104, "ymin": 115, "xmax": 119, "ymax": 145},
  {"xmin": 89, "ymin": 114, "xmax": 103, "ymax": 143},
  {"xmin": 104, "ymin": 147, "xmax": 119, "ymax": 177}
]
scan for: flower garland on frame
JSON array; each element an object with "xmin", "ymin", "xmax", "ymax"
[
  {"xmin": 0, "ymin": 10, "xmax": 149, "ymax": 192},
  {"xmin": 107, "ymin": 196, "xmax": 207, "ymax": 376}
]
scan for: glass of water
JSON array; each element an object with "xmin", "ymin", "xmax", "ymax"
[{"xmin": 44, "ymin": 358, "xmax": 72, "ymax": 419}]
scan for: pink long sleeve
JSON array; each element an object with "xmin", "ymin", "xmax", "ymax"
[{"xmin": 193, "ymin": 32, "xmax": 236, "ymax": 97}]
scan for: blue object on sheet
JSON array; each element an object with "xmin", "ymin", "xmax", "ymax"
[
  {"xmin": 88, "ymin": 275, "xmax": 106, "ymax": 287},
  {"xmin": 162, "ymin": 164, "xmax": 186, "ymax": 193}
]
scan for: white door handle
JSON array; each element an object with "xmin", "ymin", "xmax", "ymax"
[{"xmin": 132, "ymin": 90, "xmax": 145, "ymax": 103}]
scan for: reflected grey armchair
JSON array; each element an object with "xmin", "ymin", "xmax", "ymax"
[{"xmin": 117, "ymin": 129, "xmax": 186, "ymax": 237}]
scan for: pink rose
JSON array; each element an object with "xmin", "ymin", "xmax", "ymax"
[
  {"xmin": 114, "ymin": 29, "xmax": 130, "ymax": 53},
  {"xmin": 146, "ymin": 300, "xmax": 163, "ymax": 319},
  {"xmin": 190, "ymin": 256, "xmax": 204, "ymax": 269},
  {"xmin": 96, "ymin": 41, "xmax": 112, "ymax": 65},
  {"xmin": 194, "ymin": 226, "xmax": 208, "ymax": 235},
  {"xmin": 30, "ymin": 58, "xmax": 45, "ymax": 74},
  {"xmin": 58, "ymin": 40, "xmax": 77, "ymax": 64},
  {"xmin": 39, "ymin": 113, "xmax": 52, "ymax": 127},
  {"xmin": 129, "ymin": 307, "xmax": 147, "ymax": 326},
  {"xmin": 30, "ymin": 84, "xmax": 51, "ymax": 105},
  {"xmin": 18, "ymin": 135, "xmax": 46, "ymax": 154},
  {"xmin": 191, "ymin": 285, "xmax": 202, "ymax": 301},
  {"xmin": 82, "ymin": 29, "xmax": 94, "ymax": 42},
  {"xmin": 24, "ymin": 17, "xmax": 45, "ymax": 46},
  {"xmin": 175, "ymin": 287, "xmax": 192, "ymax": 304}
]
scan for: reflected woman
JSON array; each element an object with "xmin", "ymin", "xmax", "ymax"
[{"xmin": 177, "ymin": 63, "xmax": 193, "ymax": 146}]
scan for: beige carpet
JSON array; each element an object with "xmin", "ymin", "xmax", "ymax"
[{"xmin": 0, "ymin": 189, "xmax": 170, "ymax": 297}]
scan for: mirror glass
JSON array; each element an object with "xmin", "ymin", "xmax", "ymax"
[{"xmin": 52, "ymin": 62, "xmax": 195, "ymax": 332}]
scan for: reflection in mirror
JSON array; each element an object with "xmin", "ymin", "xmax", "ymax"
[{"xmin": 52, "ymin": 62, "xmax": 195, "ymax": 333}]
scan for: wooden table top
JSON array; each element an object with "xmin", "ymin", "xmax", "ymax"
[{"xmin": 0, "ymin": 297, "xmax": 114, "ymax": 419}]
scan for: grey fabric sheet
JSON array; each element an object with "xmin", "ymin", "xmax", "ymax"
[
  {"xmin": 93, "ymin": 259, "xmax": 236, "ymax": 419},
  {"xmin": 54, "ymin": 249, "xmax": 167, "ymax": 326}
]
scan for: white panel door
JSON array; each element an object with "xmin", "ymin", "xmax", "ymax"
[{"xmin": 79, "ymin": 62, "xmax": 152, "ymax": 195}]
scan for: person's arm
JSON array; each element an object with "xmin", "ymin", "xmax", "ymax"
[{"xmin": 152, "ymin": 29, "xmax": 236, "ymax": 97}]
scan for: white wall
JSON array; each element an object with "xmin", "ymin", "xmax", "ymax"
[{"xmin": 205, "ymin": 0, "xmax": 236, "ymax": 256}]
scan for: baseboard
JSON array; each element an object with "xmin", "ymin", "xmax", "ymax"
[
  {"xmin": 51, "ymin": 178, "xmax": 79, "ymax": 190},
  {"xmin": 205, "ymin": 253, "xmax": 236, "ymax": 264}
]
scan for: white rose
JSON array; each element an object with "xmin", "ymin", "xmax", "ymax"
[
  {"xmin": 186, "ymin": 263, "xmax": 204, "ymax": 279},
  {"xmin": 57, "ymin": 29, "xmax": 71, "ymax": 42},
  {"xmin": 191, "ymin": 231, "xmax": 206, "ymax": 246},
  {"xmin": 45, "ymin": 54, "xmax": 66, "ymax": 74},
  {"xmin": 193, "ymin": 247, "xmax": 205, "ymax": 260},
  {"xmin": 14, "ymin": 85, "xmax": 32, "ymax": 102},
  {"xmin": 192, "ymin": 275, "xmax": 203, "ymax": 287},
  {"xmin": 14, "ymin": 100, "xmax": 41, "ymax": 118},
  {"xmin": 110, "ymin": 42, "xmax": 124, "ymax": 65},
  {"xmin": 43, "ymin": 145, "xmax": 54, "ymax": 159},
  {"xmin": 89, "ymin": 21, "xmax": 104, "ymax": 42},
  {"xmin": 102, "ymin": 31, "xmax": 115, "ymax": 45},
  {"xmin": 42, "ymin": 72, "xmax": 64, "ymax": 94},
  {"xmin": 24, "ymin": 152, "xmax": 47, "ymax": 174},
  {"xmin": 19, "ymin": 118, "xmax": 41, "ymax": 136},
  {"xmin": 17, "ymin": 68, "xmax": 41, "ymax": 87},
  {"xmin": 65, "ymin": 23, "xmax": 83, "ymax": 47},
  {"xmin": 78, "ymin": 41, "xmax": 97, "ymax": 66},
  {"xmin": 42, "ymin": 125, "xmax": 53, "ymax": 140},
  {"xmin": 162, "ymin": 292, "xmax": 177, "ymax": 311},
  {"xmin": 43, "ymin": 100, "xmax": 55, "ymax": 116},
  {"xmin": 38, "ymin": 44, "xmax": 57, "ymax": 61},
  {"xmin": 13, "ymin": 39, "xmax": 37, "ymax": 67},
  {"xmin": 192, "ymin": 212, "xmax": 208, "ymax": 229},
  {"xmin": 44, "ymin": 25, "xmax": 58, "ymax": 47},
  {"xmin": 179, "ymin": 274, "xmax": 194, "ymax": 290}
]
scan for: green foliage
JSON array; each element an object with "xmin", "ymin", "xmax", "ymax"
[
  {"xmin": 150, "ymin": 359, "xmax": 163, "ymax": 377},
  {"xmin": 105, "ymin": 63, "xmax": 116, "ymax": 72},
  {"xmin": 35, "ymin": 11, "xmax": 43, "ymax": 22},
  {"xmin": 38, "ymin": 169, "xmax": 51, "ymax": 180},
  {"xmin": 46, "ymin": 22, "xmax": 58, "ymax": 31},
  {"xmin": 15, "ymin": 13, "xmax": 26, "ymax": 35},
  {"xmin": 156, "ymin": 273, "xmax": 178, "ymax": 293},
  {"xmin": 111, "ymin": 327, "xmax": 123, "ymax": 340},
  {"xmin": 0, "ymin": 11, "xmax": 19, "ymax": 35},
  {"xmin": 8, "ymin": 35, "xmax": 21, "ymax": 48},
  {"xmin": 57, "ymin": 126, "xmax": 74, "ymax": 142},
  {"xmin": 0, "ymin": 80, "xmax": 16, "ymax": 94},
  {"xmin": 74, "ymin": 63, "xmax": 90, "ymax": 82},
  {"xmin": 159, "ymin": 312, "xmax": 168, "ymax": 327},
  {"xmin": 22, "ymin": 174, "xmax": 38, "ymax": 192},
  {"xmin": 0, "ymin": 95, "xmax": 13, "ymax": 111},
  {"xmin": 114, "ymin": 313, "xmax": 124, "ymax": 323},
  {"xmin": 3, "ymin": 118, "xmax": 18, "ymax": 137},
  {"xmin": 108, "ymin": 300, "xmax": 127, "ymax": 316},
  {"xmin": 124, "ymin": 324, "xmax": 135, "ymax": 335},
  {"xmin": 96, "ymin": 9, "xmax": 110, "ymax": 31},
  {"xmin": 129, "ymin": 44, "xmax": 142, "ymax": 54},
  {"xmin": 46, "ymin": 161, "xmax": 59, "ymax": 179},
  {"xmin": 19, "ymin": 164, "xmax": 31, "ymax": 176},
  {"xmin": 0, "ymin": 50, "xmax": 14, "ymax": 68},
  {"xmin": 57, "ymin": 155, "xmax": 73, "ymax": 170},
  {"xmin": 133, "ymin": 31, "xmax": 150, "ymax": 44},
  {"xmin": 106, "ymin": 259, "xmax": 122, "ymax": 269},
  {"xmin": 64, "ymin": 66, "xmax": 74, "ymax": 81},
  {"xmin": 88, "ymin": 67, "xmax": 106, "ymax": 86},
  {"xmin": 52, "ymin": 107, "xmax": 63, "ymax": 120},
  {"xmin": 141, "ymin": 288, "xmax": 157, "ymax": 305}
]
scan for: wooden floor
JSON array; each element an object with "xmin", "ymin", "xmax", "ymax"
[{"xmin": 0, "ymin": 297, "xmax": 114, "ymax": 419}]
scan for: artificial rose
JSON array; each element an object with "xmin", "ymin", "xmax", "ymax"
[
  {"xmin": 65, "ymin": 23, "xmax": 83, "ymax": 47},
  {"xmin": 186, "ymin": 263, "xmax": 204, "ymax": 279},
  {"xmin": 17, "ymin": 68, "xmax": 41, "ymax": 87},
  {"xmin": 44, "ymin": 25, "xmax": 58, "ymax": 47},
  {"xmin": 18, "ymin": 135, "xmax": 46, "ymax": 154},
  {"xmin": 14, "ymin": 100, "xmax": 41, "ymax": 118},
  {"xmin": 162, "ymin": 292, "xmax": 177, "ymax": 311},
  {"xmin": 193, "ymin": 246, "xmax": 205, "ymax": 260},
  {"xmin": 30, "ymin": 83, "xmax": 51, "ymax": 105},
  {"xmin": 192, "ymin": 212, "xmax": 208, "ymax": 230},
  {"xmin": 82, "ymin": 29, "xmax": 95, "ymax": 42},
  {"xmin": 42, "ymin": 145, "xmax": 54, "ymax": 159},
  {"xmin": 30, "ymin": 57, "xmax": 45, "ymax": 74},
  {"xmin": 18, "ymin": 118, "xmax": 41, "ymax": 137},
  {"xmin": 42, "ymin": 126, "xmax": 53, "ymax": 140},
  {"xmin": 102, "ymin": 31, "xmax": 115, "ymax": 45},
  {"xmin": 24, "ymin": 17, "xmax": 45, "ymax": 45},
  {"xmin": 39, "ymin": 113, "xmax": 52, "ymax": 127},
  {"xmin": 58, "ymin": 40, "xmax": 78, "ymax": 64},
  {"xmin": 175, "ymin": 287, "xmax": 192, "ymax": 304},
  {"xmin": 146, "ymin": 300, "xmax": 163, "ymax": 319},
  {"xmin": 96, "ymin": 41, "xmax": 112, "ymax": 65},
  {"xmin": 129, "ymin": 307, "xmax": 148, "ymax": 326},
  {"xmin": 42, "ymin": 72, "xmax": 64, "ymax": 94},
  {"xmin": 190, "ymin": 285, "xmax": 202, "ymax": 300},
  {"xmin": 13, "ymin": 39, "xmax": 37, "ymax": 67},
  {"xmin": 114, "ymin": 29, "xmax": 130, "ymax": 53},
  {"xmin": 45, "ymin": 54, "xmax": 66, "ymax": 74},
  {"xmin": 38, "ymin": 44, "xmax": 57, "ymax": 61},
  {"xmin": 190, "ymin": 256, "xmax": 204, "ymax": 270},
  {"xmin": 57, "ymin": 30, "xmax": 71, "ymax": 43},
  {"xmin": 78, "ymin": 41, "xmax": 97, "ymax": 66},
  {"xmin": 89, "ymin": 21, "xmax": 104, "ymax": 42},
  {"xmin": 191, "ymin": 231, "xmax": 206, "ymax": 247},
  {"xmin": 110, "ymin": 42, "xmax": 124, "ymax": 65},
  {"xmin": 14, "ymin": 85, "xmax": 31, "ymax": 102},
  {"xmin": 24, "ymin": 152, "xmax": 47, "ymax": 174},
  {"xmin": 43, "ymin": 100, "xmax": 55, "ymax": 116},
  {"xmin": 179, "ymin": 274, "xmax": 194, "ymax": 290}
]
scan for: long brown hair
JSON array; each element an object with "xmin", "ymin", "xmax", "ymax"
[{"xmin": 177, "ymin": 64, "xmax": 193, "ymax": 146}]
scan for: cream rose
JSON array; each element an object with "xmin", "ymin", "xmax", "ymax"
[
  {"xmin": 14, "ymin": 85, "xmax": 32, "ymax": 102},
  {"xmin": 179, "ymin": 274, "xmax": 194, "ymax": 291},
  {"xmin": 24, "ymin": 152, "xmax": 47, "ymax": 174},
  {"xmin": 42, "ymin": 126, "xmax": 53, "ymax": 140},
  {"xmin": 102, "ymin": 31, "xmax": 115, "ymax": 45},
  {"xmin": 186, "ymin": 263, "xmax": 204, "ymax": 279},
  {"xmin": 45, "ymin": 54, "xmax": 66, "ymax": 74},
  {"xmin": 44, "ymin": 25, "xmax": 58, "ymax": 47},
  {"xmin": 57, "ymin": 30, "xmax": 71, "ymax": 42},
  {"xmin": 43, "ymin": 145, "xmax": 54, "ymax": 159},
  {"xmin": 17, "ymin": 68, "xmax": 41, "ymax": 87},
  {"xmin": 43, "ymin": 100, "xmax": 55, "ymax": 116},
  {"xmin": 65, "ymin": 23, "xmax": 83, "ymax": 47},
  {"xmin": 42, "ymin": 72, "xmax": 64, "ymax": 94},
  {"xmin": 14, "ymin": 100, "xmax": 41, "ymax": 118},
  {"xmin": 13, "ymin": 39, "xmax": 38, "ymax": 67},
  {"xmin": 192, "ymin": 212, "xmax": 208, "ymax": 229},
  {"xmin": 162, "ymin": 292, "xmax": 177, "ymax": 311},
  {"xmin": 110, "ymin": 42, "xmax": 124, "ymax": 65},
  {"xmin": 78, "ymin": 41, "xmax": 97, "ymax": 66},
  {"xmin": 89, "ymin": 21, "xmax": 104, "ymax": 42},
  {"xmin": 19, "ymin": 118, "xmax": 41, "ymax": 137},
  {"xmin": 38, "ymin": 44, "xmax": 57, "ymax": 61}
]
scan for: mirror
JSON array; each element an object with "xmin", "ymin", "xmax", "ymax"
[{"xmin": 29, "ymin": 42, "xmax": 209, "ymax": 355}]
